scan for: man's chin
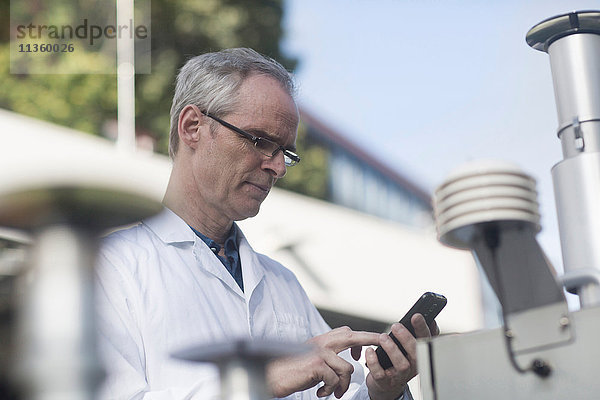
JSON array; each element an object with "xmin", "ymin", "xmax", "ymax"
[{"xmin": 233, "ymin": 204, "xmax": 261, "ymax": 221}]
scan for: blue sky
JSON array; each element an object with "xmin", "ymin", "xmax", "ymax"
[{"xmin": 281, "ymin": 0, "xmax": 599, "ymax": 269}]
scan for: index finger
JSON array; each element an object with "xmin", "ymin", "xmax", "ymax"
[{"xmin": 326, "ymin": 327, "xmax": 381, "ymax": 354}]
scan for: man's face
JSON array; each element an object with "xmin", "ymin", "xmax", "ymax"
[{"xmin": 191, "ymin": 74, "xmax": 299, "ymax": 222}]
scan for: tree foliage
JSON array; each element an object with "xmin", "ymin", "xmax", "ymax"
[
  {"xmin": 1, "ymin": 0, "xmax": 295, "ymax": 148},
  {"xmin": 275, "ymin": 122, "xmax": 329, "ymax": 200},
  {"xmin": 0, "ymin": 0, "xmax": 328, "ymax": 198}
]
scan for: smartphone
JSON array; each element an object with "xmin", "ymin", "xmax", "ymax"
[{"xmin": 375, "ymin": 292, "xmax": 447, "ymax": 369}]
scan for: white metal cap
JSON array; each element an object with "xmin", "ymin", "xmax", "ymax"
[
  {"xmin": 0, "ymin": 109, "xmax": 168, "ymax": 230},
  {"xmin": 433, "ymin": 160, "xmax": 540, "ymax": 248}
]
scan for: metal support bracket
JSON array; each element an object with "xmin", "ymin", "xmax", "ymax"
[
  {"xmin": 573, "ymin": 116, "xmax": 585, "ymax": 151},
  {"xmin": 506, "ymin": 302, "xmax": 573, "ymax": 354},
  {"xmin": 559, "ymin": 268, "xmax": 600, "ymax": 293}
]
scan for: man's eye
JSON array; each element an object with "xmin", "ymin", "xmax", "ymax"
[{"xmin": 255, "ymin": 138, "xmax": 275, "ymax": 152}]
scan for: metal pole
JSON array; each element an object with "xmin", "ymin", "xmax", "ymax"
[
  {"xmin": 116, "ymin": 0, "xmax": 136, "ymax": 153},
  {"xmin": 16, "ymin": 226, "xmax": 102, "ymax": 400},
  {"xmin": 526, "ymin": 11, "xmax": 600, "ymax": 307}
]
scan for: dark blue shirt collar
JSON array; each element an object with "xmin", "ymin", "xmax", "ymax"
[{"xmin": 189, "ymin": 223, "xmax": 243, "ymax": 291}]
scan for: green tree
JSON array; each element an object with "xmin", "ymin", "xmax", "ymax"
[
  {"xmin": 0, "ymin": 0, "xmax": 328, "ymax": 198},
  {"xmin": 275, "ymin": 122, "xmax": 330, "ymax": 200},
  {"xmin": 1, "ymin": 0, "xmax": 295, "ymax": 149}
]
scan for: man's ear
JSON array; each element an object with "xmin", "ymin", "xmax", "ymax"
[{"xmin": 177, "ymin": 104, "xmax": 207, "ymax": 150}]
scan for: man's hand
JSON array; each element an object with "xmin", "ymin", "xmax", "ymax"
[
  {"xmin": 266, "ymin": 326, "xmax": 380, "ymax": 398},
  {"xmin": 364, "ymin": 314, "xmax": 439, "ymax": 400}
]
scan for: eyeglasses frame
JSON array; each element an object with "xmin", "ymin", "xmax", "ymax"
[{"xmin": 200, "ymin": 110, "xmax": 301, "ymax": 167}]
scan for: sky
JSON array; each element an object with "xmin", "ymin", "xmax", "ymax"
[{"xmin": 281, "ymin": 0, "xmax": 599, "ymax": 271}]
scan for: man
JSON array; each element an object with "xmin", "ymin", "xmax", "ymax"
[{"xmin": 95, "ymin": 48, "xmax": 437, "ymax": 399}]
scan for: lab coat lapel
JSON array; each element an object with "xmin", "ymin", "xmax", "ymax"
[
  {"xmin": 192, "ymin": 241, "xmax": 245, "ymax": 298},
  {"xmin": 238, "ymin": 236, "xmax": 265, "ymax": 301},
  {"xmin": 148, "ymin": 208, "xmax": 243, "ymax": 298}
]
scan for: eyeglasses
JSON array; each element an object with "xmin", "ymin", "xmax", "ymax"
[{"xmin": 201, "ymin": 111, "xmax": 301, "ymax": 167}]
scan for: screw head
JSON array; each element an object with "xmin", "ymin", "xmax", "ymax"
[{"xmin": 559, "ymin": 316, "xmax": 570, "ymax": 328}]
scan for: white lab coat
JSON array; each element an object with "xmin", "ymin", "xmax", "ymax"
[{"xmin": 95, "ymin": 207, "xmax": 378, "ymax": 400}]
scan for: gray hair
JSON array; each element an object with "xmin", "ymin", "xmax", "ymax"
[{"xmin": 168, "ymin": 48, "xmax": 296, "ymax": 159}]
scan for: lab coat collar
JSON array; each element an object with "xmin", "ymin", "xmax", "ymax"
[
  {"xmin": 143, "ymin": 207, "xmax": 196, "ymax": 244},
  {"xmin": 144, "ymin": 207, "xmax": 266, "ymax": 299}
]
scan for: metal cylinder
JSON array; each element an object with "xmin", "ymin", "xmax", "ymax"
[
  {"xmin": 0, "ymin": 230, "xmax": 29, "ymax": 398},
  {"xmin": 15, "ymin": 226, "xmax": 102, "ymax": 400},
  {"xmin": 549, "ymin": 33, "xmax": 600, "ymax": 157},
  {"xmin": 527, "ymin": 11, "xmax": 600, "ymax": 306},
  {"xmin": 219, "ymin": 359, "xmax": 270, "ymax": 400},
  {"xmin": 552, "ymin": 152, "xmax": 600, "ymax": 304}
]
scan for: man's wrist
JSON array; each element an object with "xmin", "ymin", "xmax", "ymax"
[{"xmin": 368, "ymin": 384, "xmax": 407, "ymax": 400}]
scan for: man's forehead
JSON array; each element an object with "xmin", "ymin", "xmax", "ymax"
[
  {"xmin": 235, "ymin": 76, "xmax": 298, "ymax": 118},
  {"xmin": 237, "ymin": 73, "xmax": 293, "ymax": 98}
]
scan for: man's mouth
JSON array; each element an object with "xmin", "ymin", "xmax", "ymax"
[{"xmin": 247, "ymin": 182, "xmax": 270, "ymax": 193}]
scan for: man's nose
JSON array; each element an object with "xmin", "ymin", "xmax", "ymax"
[{"xmin": 262, "ymin": 151, "xmax": 287, "ymax": 178}]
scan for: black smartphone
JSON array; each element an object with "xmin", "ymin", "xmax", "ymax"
[{"xmin": 375, "ymin": 292, "xmax": 447, "ymax": 369}]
